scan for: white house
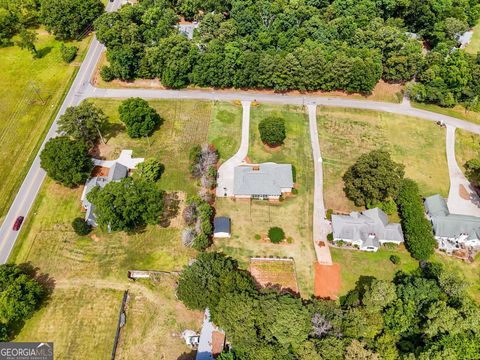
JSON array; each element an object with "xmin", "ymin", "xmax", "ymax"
[
  {"xmin": 233, "ymin": 162, "xmax": 294, "ymax": 201},
  {"xmin": 331, "ymin": 208, "xmax": 404, "ymax": 252},
  {"xmin": 425, "ymin": 194, "xmax": 480, "ymax": 253}
]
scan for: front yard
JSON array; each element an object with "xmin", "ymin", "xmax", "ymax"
[
  {"xmin": 9, "ymin": 99, "xmax": 243, "ymax": 358},
  {"xmin": 318, "ymin": 107, "xmax": 450, "ymax": 212},
  {"xmin": 213, "ymin": 104, "xmax": 317, "ymax": 296}
]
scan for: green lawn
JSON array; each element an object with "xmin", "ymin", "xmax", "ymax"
[
  {"xmin": 0, "ymin": 29, "xmax": 91, "ymax": 222},
  {"xmin": 207, "ymin": 101, "xmax": 243, "ymax": 163},
  {"xmin": 318, "ymin": 107, "xmax": 449, "ymax": 212},
  {"xmin": 412, "ymin": 102, "xmax": 480, "ymax": 125},
  {"xmin": 213, "ymin": 104, "xmax": 317, "ymax": 296},
  {"xmin": 455, "ymin": 129, "xmax": 480, "ymax": 172},
  {"xmin": 465, "ymin": 22, "xmax": 480, "ymax": 55}
]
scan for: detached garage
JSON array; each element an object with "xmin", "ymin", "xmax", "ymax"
[{"xmin": 214, "ymin": 217, "xmax": 231, "ymax": 238}]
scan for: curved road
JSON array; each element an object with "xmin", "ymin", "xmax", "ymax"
[{"xmin": 1, "ymin": 6, "xmax": 480, "ymax": 262}]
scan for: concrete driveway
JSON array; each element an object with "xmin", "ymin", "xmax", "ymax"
[
  {"xmin": 216, "ymin": 101, "xmax": 251, "ymax": 197},
  {"xmin": 446, "ymin": 125, "xmax": 480, "ymax": 216},
  {"xmin": 308, "ymin": 104, "xmax": 333, "ymax": 265}
]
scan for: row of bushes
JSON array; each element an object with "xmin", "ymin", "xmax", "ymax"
[
  {"xmin": 396, "ymin": 179, "xmax": 436, "ymax": 261},
  {"xmin": 182, "ymin": 196, "xmax": 214, "ymax": 251}
]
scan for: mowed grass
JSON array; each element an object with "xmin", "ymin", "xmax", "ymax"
[
  {"xmin": 8, "ymin": 99, "xmax": 245, "ymax": 357},
  {"xmin": 0, "ymin": 29, "xmax": 91, "ymax": 221},
  {"xmin": 207, "ymin": 101, "xmax": 243, "ymax": 163},
  {"xmin": 331, "ymin": 246, "xmax": 419, "ymax": 296},
  {"xmin": 318, "ymin": 107, "xmax": 449, "ymax": 212},
  {"xmin": 465, "ymin": 22, "xmax": 480, "ymax": 54},
  {"xmin": 455, "ymin": 129, "xmax": 480, "ymax": 172},
  {"xmin": 213, "ymin": 104, "xmax": 316, "ymax": 296},
  {"xmin": 90, "ymin": 99, "xmax": 214, "ymax": 196},
  {"xmin": 412, "ymin": 102, "xmax": 480, "ymax": 125}
]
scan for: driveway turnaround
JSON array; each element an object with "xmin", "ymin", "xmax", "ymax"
[
  {"xmin": 216, "ymin": 101, "xmax": 251, "ymax": 197},
  {"xmin": 308, "ymin": 104, "xmax": 333, "ymax": 265},
  {"xmin": 446, "ymin": 125, "xmax": 480, "ymax": 216},
  {"xmin": 0, "ymin": 0, "xmax": 122, "ymax": 264}
]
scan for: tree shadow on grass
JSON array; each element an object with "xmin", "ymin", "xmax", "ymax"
[
  {"xmin": 7, "ymin": 262, "xmax": 56, "ymax": 339},
  {"xmin": 177, "ymin": 350, "xmax": 197, "ymax": 360},
  {"xmin": 35, "ymin": 46, "xmax": 52, "ymax": 59},
  {"xmin": 103, "ymin": 123, "xmax": 125, "ymax": 144}
]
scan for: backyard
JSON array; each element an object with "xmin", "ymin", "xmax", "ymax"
[
  {"xmin": 0, "ymin": 29, "xmax": 91, "ymax": 222},
  {"xmin": 8, "ymin": 99, "xmax": 244, "ymax": 358},
  {"xmin": 213, "ymin": 104, "xmax": 317, "ymax": 296},
  {"xmin": 318, "ymin": 107, "xmax": 450, "ymax": 212}
]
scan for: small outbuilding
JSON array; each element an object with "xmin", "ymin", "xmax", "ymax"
[{"xmin": 214, "ymin": 217, "xmax": 231, "ymax": 238}]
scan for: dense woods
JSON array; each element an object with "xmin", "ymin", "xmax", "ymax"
[
  {"xmin": 94, "ymin": 0, "xmax": 480, "ymax": 108},
  {"xmin": 178, "ymin": 252, "xmax": 480, "ymax": 359}
]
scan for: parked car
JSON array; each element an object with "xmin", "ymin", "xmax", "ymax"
[{"xmin": 12, "ymin": 216, "xmax": 24, "ymax": 231}]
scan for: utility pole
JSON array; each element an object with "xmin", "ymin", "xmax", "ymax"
[{"xmin": 29, "ymin": 81, "xmax": 46, "ymax": 105}]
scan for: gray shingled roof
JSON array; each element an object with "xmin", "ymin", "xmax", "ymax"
[
  {"xmin": 108, "ymin": 162, "xmax": 128, "ymax": 182},
  {"xmin": 233, "ymin": 163, "xmax": 293, "ymax": 196},
  {"xmin": 425, "ymin": 194, "xmax": 450, "ymax": 217},
  {"xmin": 332, "ymin": 208, "xmax": 404, "ymax": 244},
  {"xmin": 214, "ymin": 217, "xmax": 231, "ymax": 234}
]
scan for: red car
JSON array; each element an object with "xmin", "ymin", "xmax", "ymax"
[{"xmin": 12, "ymin": 216, "xmax": 24, "ymax": 231}]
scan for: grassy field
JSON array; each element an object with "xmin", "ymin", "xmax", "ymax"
[
  {"xmin": 412, "ymin": 102, "xmax": 480, "ymax": 125},
  {"xmin": 0, "ymin": 29, "xmax": 91, "ymax": 222},
  {"xmin": 90, "ymin": 99, "xmax": 243, "ymax": 195},
  {"xmin": 7, "ymin": 99, "xmax": 251, "ymax": 357},
  {"xmin": 207, "ymin": 101, "xmax": 243, "ymax": 163},
  {"xmin": 465, "ymin": 22, "xmax": 480, "ymax": 54},
  {"xmin": 455, "ymin": 129, "xmax": 480, "ymax": 172},
  {"xmin": 213, "ymin": 104, "xmax": 317, "ymax": 296},
  {"xmin": 332, "ymin": 246, "xmax": 480, "ymax": 301},
  {"xmin": 317, "ymin": 107, "xmax": 449, "ymax": 212}
]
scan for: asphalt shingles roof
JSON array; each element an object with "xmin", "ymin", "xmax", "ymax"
[{"xmin": 233, "ymin": 163, "xmax": 293, "ymax": 196}]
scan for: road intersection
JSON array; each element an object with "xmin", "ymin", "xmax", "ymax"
[{"xmin": 1, "ymin": 0, "xmax": 480, "ymax": 263}]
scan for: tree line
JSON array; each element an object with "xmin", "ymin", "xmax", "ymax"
[
  {"xmin": 178, "ymin": 252, "xmax": 480, "ymax": 359},
  {"xmin": 95, "ymin": 0, "xmax": 480, "ymax": 108}
]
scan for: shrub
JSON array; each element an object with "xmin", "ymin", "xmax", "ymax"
[
  {"xmin": 268, "ymin": 227, "xmax": 285, "ymax": 243},
  {"xmin": 336, "ymin": 240, "xmax": 346, "ymax": 247},
  {"xmin": 254, "ymin": 234, "xmax": 261, "ymax": 240},
  {"xmin": 136, "ymin": 159, "xmax": 164, "ymax": 182},
  {"xmin": 326, "ymin": 209, "xmax": 333, "ymax": 221},
  {"xmin": 327, "ymin": 232, "xmax": 334, "ymax": 241},
  {"xmin": 287, "ymin": 236, "xmax": 293, "ymax": 244},
  {"xmin": 258, "ymin": 117, "xmax": 286, "ymax": 147},
  {"xmin": 100, "ymin": 65, "xmax": 115, "ymax": 82},
  {"xmin": 72, "ymin": 217, "xmax": 91, "ymax": 235},
  {"xmin": 60, "ymin": 43, "xmax": 78, "ymax": 63},
  {"xmin": 390, "ymin": 255, "xmax": 401, "ymax": 265},
  {"xmin": 396, "ymin": 179, "xmax": 436, "ymax": 260}
]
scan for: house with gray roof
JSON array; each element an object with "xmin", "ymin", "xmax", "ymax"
[
  {"xmin": 81, "ymin": 151, "xmax": 144, "ymax": 227},
  {"xmin": 233, "ymin": 163, "xmax": 294, "ymax": 200},
  {"xmin": 425, "ymin": 194, "xmax": 480, "ymax": 253},
  {"xmin": 331, "ymin": 208, "xmax": 404, "ymax": 252}
]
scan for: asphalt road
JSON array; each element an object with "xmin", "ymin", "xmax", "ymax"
[
  {"xmin": 0, "ymin": 0, "xmax": 122, "ymax": 264},
  {"xmin": 2, "ymin": 0, "xmax": 480, "ymax": 263}
]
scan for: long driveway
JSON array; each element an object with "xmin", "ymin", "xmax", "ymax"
[
  {"xmin": 0, "ymin": 0, "xmax": 122, "ymax": 264},
  {"xmin": 307, "ymin": 104, "xmax": 333, "ymax": 265},
  {"xmin": 446, "ymin": 125, "xmax": 480, "ymax": 216},
  {"xmin": 3, "ymin": 17, "xmax": 480, "ymax": 262},
  {"xmin": 216, "ymin": 101, "xmax": 251, "ymax": 197}
]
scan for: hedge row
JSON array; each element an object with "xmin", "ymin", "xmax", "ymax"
[{"xmin": 396, "ymin": 179, "xmax": 436, "ymax": 260}]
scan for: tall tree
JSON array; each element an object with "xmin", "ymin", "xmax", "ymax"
[
  {"xmin": 40, "ymin": 136, "xmax": 93, "ymax": 187},
  {"xmin": 58, "ymin": 101, "xmax": 107, "ymax": 145},
  {"xmin": 40, "ymin": 0, "xmax": 104, "ymax": 40},
  {"xmin": 343, "ymin": 150, "xmax": 405, "ymax": 206},
  {"xmin": 86, "ymin": 177, "xmax": 164, "ymax": 231},
  {"xmin": 15, "ymin": 28, "xmax": 37, "ymax": 56},
  {"xmin": 118, "ymin": 97, "xmax": 162, "ymax": 138}
]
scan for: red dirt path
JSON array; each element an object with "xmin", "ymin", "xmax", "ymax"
[{"xmin": 314, "ymin": 263, "xmax": 341, "ymax": 300}]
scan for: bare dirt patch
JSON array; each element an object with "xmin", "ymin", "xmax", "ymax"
[
  {"xmin": 460, "ymin": 184, "xmax": 470, "ymax": 200},
  {"xmin": 314, "ymin": 263, "xmax": 341, "ymax": 300},
  {"xmin": 249, "ymin": 258, "xmax": 299, "ymax": 294}
]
